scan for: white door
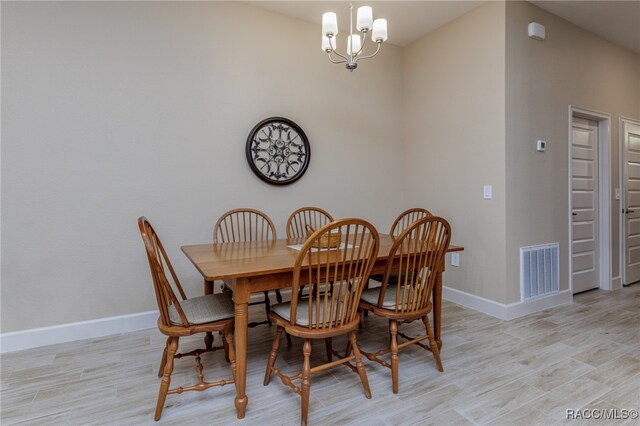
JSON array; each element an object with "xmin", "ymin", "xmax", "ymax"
[
  {"xmin": 571, "ymin": 117, "xmax": 599, "ymax": 293},
  {"xmin": 622, "ymin": 121, "xmax": 640, "ymax": 285}
]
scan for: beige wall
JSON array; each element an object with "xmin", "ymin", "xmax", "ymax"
[
  {"xmin": 3, "ymin": 1, "xmax": 638, "ymax": 334},
  {"xmin": 402, "ymin": 2, "xmax": 508, "ymax": 303},
  {"xmin": 505, "ymin": 1, "xmax": 640, "ymax": 302},
  {"xmin": 1, "ymin": 2, "xmax": 404, "ymax": 332}
]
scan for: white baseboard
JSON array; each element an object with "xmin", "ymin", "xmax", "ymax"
[
  {"xmin": 0, "ymin": 310, "xmax": 158, "ymax": 354},
  {"xmin": 1, "ymin": 285, "xmax": 575, "ymax": 353},
  {"xmin": 611, "ymin": 276, "xmax": 622, "ymax": 290},
  {"xmin": 442, "ymin": 286, "xmax": 509, "ymax": 319},
  {"xmin": 504, "ymin": 290, "xmax": 573, "ymax": 320},
  {"xmin": 442, "ymin": 286, "xmax": 573, "ymax": 321}
]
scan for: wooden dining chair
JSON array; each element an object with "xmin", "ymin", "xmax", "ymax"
[
  {"xmin": 369, "ymin": 207, "xmax": 433, "ymax": 287},
  {"xmin": 286, "ymin": 206, "xmax": 334, "ymax": 239},
  {"xmin": 359, "ymin": 216, "xmax": 451, "ymax": 394},
  {"xmin": 286, "ymin": 207, "xmax": 335, "ymax": 299},
  {"xmin": 138, "ymin": 217, "xmax": 236, "ymax": 421},
  {"xmin": 213, "ymin": 208, "xmax": 284, "ymax": 328},
  {"xmin": 263, "ymin": 219, "xmax": 380, "ymax": 426},
  {"xmin": 389, "ymin": 207, "xmax": 433, "ymax": 237}
]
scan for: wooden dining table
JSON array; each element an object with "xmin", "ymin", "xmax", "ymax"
[{"xmin": 182, "ymin": 234, "xmax": 463, "ymax": 419}]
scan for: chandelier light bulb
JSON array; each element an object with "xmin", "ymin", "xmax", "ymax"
[
  {"xmin": 322, "ymin": 12, "xmax": 338, "ymax": 37},
  {"xmin": 321, "ymin": 35, "xmax": 332, "ymax": 52},
  {"xmin": 347, "ymin": 34, "xmax": 362, "ymax": 55},
  {"xmin": 372, "ymin": 19, "xmax": 388, "ymax": 42},
  {"xmin": 356, "ymin": 6, "xmax": 373, "ymax": 31}
]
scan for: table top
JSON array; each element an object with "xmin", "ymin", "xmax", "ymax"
[{"xmin": 182, "ymin": 234, "xmax": 464, "ymax": 281}]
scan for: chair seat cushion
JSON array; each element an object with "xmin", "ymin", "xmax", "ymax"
[
  {"xmin": 272, "ymin": 300, "xmax": 343, "ymax": 327},
  {"xmin": 360, "ymin": 286, "xmax": 399, "ymax": 309},
  {"xmin": 169, "ymin": 293, "xmax": 234, "ymax": 326},
  {"xmin": 368, "ymin": 272, "xmax": 400, "ymax": 285}
]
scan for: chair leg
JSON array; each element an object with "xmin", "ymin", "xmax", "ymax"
[
  {"xmin": 224, "ymin": 327, "xmax": 237, "ymax": 382},
  {"xmin": 301, "ymin": 339, "xmax": 312, "ymax": 426},
  {"xmin": 422, "ymin": 316, "xmax": 443, "ymax": 372},
  {"xmin": 344, "ymin": 338, "xmax": 353, "ymax": 358},
  {"xmin": 222, "ymin": 330, "xmax": 230, "ymax": 362},
  {"xmin": 285, "ymin": 331, "xmax": 292, "ymax": 347},
  {"xmin": 158, "ymin": 337, "xmax": 170, "ymax": 378},
  {"xmin": 275, "ymin": 289, "xmax": 283, "ymax": 304},
  {"xmin": 363, "ymin": 280, "xmax": 369, "ymax": 317},
  {"xmin": 263, "ymin": 326, "xmax": 284, "ymax": 386},
  {"xmin": 263, "ymin": 291, "xmax": 272, "ymax": 326},
  {"xmin": 154, "ymin": 336, "xmax": 178, "ymax": 421},
  {"xmin": 348, "ymin": 331, "xmax": 371, "ymax": 399},
  {"xmin": 325, "ymin": 337, "xmax": 333, "ymax": 362},
  {"xmin": 389, "ymin": 320, "xmax": 399, "ymax": 394}
]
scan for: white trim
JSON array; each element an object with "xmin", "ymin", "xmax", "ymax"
[
  {"xmin": 443, "ymin": 286, "xmax": 508, "ymax": 319},
  {"xmin": 1, "ymin": 285, "xmax": 576, "ymax": 353},
  {"xmin": 505, "ymin": 289, "xmax": 573, "ymax": 320},
  {"xmin": 568, "ymin": 106, "xmax": 612, "ymax": 293},
  {"xmin": 611, "ymin": 276, "xmax": 622, "ymax": 291},
  {"xmin": 620, "ymin": 117, "xmax": 640, "ymax": 286},
  {"xmin": 443, "ymin": 286, "xmax": 573, "ymax": 321},
  {"xmin": 0, "ymin": 310, "xmax": 158, "ymax": 353},
  {"xmin": 0, "ymin": 290, "xmax": 285, "ymax": 354}
]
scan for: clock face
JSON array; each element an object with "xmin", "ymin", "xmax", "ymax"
[{"xmin": 245, "ymin": 117, "xmax": 310, "ymax": 185}]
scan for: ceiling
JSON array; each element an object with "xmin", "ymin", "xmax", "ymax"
[
  {"xmin": 245, "ymin": 1, "xmax": 640, "ymax": 54},
  {"xmin": 245, "ymin": 1, "xmax": 484, "ymax": 47},
  {"xmin": 531, "ymin": 1, "xmax": 640, "ymax": 55}
]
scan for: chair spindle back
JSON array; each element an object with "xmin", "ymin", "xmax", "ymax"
[
  {"xmin": 286, "ymin": 207, "xmax": 334, "ymax": 239},
  {"xmin": 290, "ymin": 219, "xmax": 379, "ymax": 330},
  {"xmin": 379, "ymin": 216, "xmax": 451, "ymax": 314},
  {"xmin": 138, "ymin": 217, "xmax": 190, "ymax": 327},
  {"xmin": 390, "ymin": 208, "xmax": 433, "ymax": 237},
  {"xmin": 213, "ymin": 208, "xmax": 277, "ymax": 243}
]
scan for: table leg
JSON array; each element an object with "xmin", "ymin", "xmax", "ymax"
[
  {"xmin": 233, "ymin": 278, "xmax": 250, "ymax": 419},
  {"xmin": 433, "ymin": 270, "xmax": 443, "ymax": 350},
  {"xmin": 204, "ymin": 279, "xmax": 214, "ymax": 350}
]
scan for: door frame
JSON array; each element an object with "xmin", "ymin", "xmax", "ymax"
[
  {"xmin": 568, "ymin": 106, "xmax": 612, "ymax": 292},
  {"xmin": 619, "ymin": 116, "xmax": 640, "ymax": 287}
]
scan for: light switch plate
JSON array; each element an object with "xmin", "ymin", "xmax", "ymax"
[
  {"xmin": 615, "ymin": 188, "xmax": 620, "ymax": 200},
  {"xmin": 451, "ymin": 253, "xmax": 460, "ymax": 267},
  {"xmin": 483, "ymin": 185, "xmax": 492, "ymax": 200}
]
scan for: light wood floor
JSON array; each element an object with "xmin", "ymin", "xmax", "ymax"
[{"xmin": 2, "ymin": 285, "xmax": 639, "ymax": 425}]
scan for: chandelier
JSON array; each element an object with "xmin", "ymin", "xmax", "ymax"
[{"xmin": 321, "ymin": 3, "xmax": 388, "ymax": 72}]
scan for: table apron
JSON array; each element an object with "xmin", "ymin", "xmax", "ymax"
[{"xmin": 221, "ymin": 258, "xmax": 445, "ymax": 294}]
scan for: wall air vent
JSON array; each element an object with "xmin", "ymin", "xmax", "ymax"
[{"xmin": 520, "ymin": 243, "xmax": 559, "ymax": 302}]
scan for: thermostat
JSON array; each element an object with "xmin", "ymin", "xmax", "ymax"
[{"xmin": 537, "ymin": 140, "xmax": 546, "ymax": 152}]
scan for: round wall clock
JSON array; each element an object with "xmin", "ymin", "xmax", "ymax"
[{"xmin": 245, "ymin": 117, "xmax": 310, "ymax": 185}]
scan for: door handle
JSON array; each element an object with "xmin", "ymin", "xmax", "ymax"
[
  {"xmin": 625, "ymin": 209, "xmax": 635, "ymax": 214},
  {"xmin": 572, "ymin": 212, "xmax": 577, "ymax": 216}
]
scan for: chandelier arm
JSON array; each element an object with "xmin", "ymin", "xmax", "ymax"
[
  {"xmin": 353, "ymin": 30, "xmax": 367, "ymax": 59},
  {"xmin": 354, "ymin": 41, "xmax": 382, "ymax": 61},
  {"xmin": 328, "ymin": 37, "xmax": 351, "ymax": 62},
  {"xmin": 326, "ymin": 51, "xmax": 348, "ymax": 64}
]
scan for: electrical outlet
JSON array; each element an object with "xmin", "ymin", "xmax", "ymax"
[{"xmin": 451, "ymin": 253, "xmax": 460, "ymax": 267}]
